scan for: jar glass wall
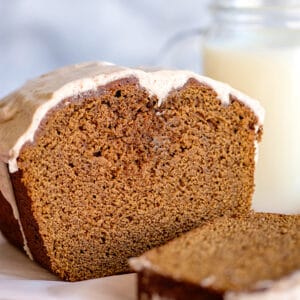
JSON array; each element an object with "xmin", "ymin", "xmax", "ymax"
[{"xmin": 203, "ymin": 0, "xmax": 300, "ymax": 213}]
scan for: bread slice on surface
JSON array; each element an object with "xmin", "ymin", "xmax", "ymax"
[
  {"xmin": 0, "ymin": 62, "xmax": 263, "ymax": 281},
  {"xmin": 130, "ymin": 213, "xmax": 300, "ymax": 300}
]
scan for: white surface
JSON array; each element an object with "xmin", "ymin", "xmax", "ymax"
[{"xmin": 0, "ymin": 232, "xmax": 136, "ymax": 300}]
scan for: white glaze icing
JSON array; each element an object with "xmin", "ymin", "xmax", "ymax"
[
  {"xmin": 0, "ymin": 61, "xmax": 265, "ymax": 262},
  {"xmin": 129, "ymin": 257, "xmax": 157, "ymax": 272},
  {"xmin": 131, "ymin": 256, "xmax": 300, "ymax": 299},
  {"xmin": 0, "ymin": 61, "xmax": 264, "ymax": 173},
  {"xmin": 200, "ymin": 275, "xmax": 216, "ymax": 287},
  {"xmin": 0, "ymin": 162, "xmax": 33, "ymax": 259},
  {"xmin": 225, "ymin": 270, "xmax": 300, "ymax": 300},
  {"xmin": 151, "ymin": 294, "xmax": 173, "ymax": 300}
]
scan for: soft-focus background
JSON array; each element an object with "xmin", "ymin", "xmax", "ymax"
[{"xmin": 0, "ymin": 0, "xmax": 210, "ymax": 98}]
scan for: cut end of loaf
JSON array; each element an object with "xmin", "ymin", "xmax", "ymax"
[{"xmin": 1, "ymin": 76, "xmax": 261, "ymax": 281}]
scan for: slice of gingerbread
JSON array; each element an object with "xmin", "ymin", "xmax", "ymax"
[{"xmin": 130, "ymin": 213, "xmax": 300, "ymax": 300}]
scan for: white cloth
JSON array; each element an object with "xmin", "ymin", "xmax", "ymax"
[{"xmin": 0, "ymin": 233, "xmax": 136, "ymax": 300}]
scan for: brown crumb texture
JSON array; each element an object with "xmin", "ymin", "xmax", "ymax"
[
  {"xmin": 13, "ymin": 77, "xmax": 259, "ymax": 281},
  {"xmin": 142, "ymin": 213, "xmax": 300, "ymax": 295}
]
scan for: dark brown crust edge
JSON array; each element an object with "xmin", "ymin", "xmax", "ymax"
[
  {"xmin": 137, "ymin": 270, "xmax": 224, "ymax": 300},
  {"xmin": 0, "ymin": 164, "xmax": 51, "ymax": 271},
  {"xmin": 0, "ymin": 165, "xmax": 24, "ymax": 250},
  {"xmin": 0, "ymin": 166, "xmax": 52, "ymax": 272},
  {"xmin": 9, "ymin": 169, "xmax": 52, "ymax": 271}
]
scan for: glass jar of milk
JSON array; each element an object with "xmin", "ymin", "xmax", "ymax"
[{"xmin": 203, "ymin": 0, "xmax": 300, "ymax": 213}]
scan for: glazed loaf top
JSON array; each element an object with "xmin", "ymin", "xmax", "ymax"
[{"xmin": 0, "ymin": 61, "xmax": 264, "ymax": 173}]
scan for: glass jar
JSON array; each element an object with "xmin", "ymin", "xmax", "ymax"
[{"xmin": 203, "ymin": 0, "xmax": 300, "ymax": 213}]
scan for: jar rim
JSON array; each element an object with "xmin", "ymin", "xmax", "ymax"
[
  {"xmin": 210, "ymin": 0, "xmax": 300, "ymax": 28},
  {"xmin": 212, "ymin": 0, "xmax": 300, "ymax": 10}
]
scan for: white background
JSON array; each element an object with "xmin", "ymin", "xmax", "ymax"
[{"xmin": 0, "ymin": 0, "xmax": 210, "ymax": 97}]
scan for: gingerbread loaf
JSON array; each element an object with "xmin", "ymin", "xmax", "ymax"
[
  {"xmin": 130, "ymin": 213, "xmax": 300, "ymax": 300},
  {"xmin": 0, "ymin": 62, "xmax": 263, "ymax": 281}
]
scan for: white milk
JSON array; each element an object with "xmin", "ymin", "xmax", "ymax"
[{"xmin": 203, "ymin": 43, "xmax": 300, "ymax": 213}]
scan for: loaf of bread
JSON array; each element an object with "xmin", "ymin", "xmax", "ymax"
[{"xmin": 0, "ymin": 62, "xmax": 263, "ymax": 281}]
